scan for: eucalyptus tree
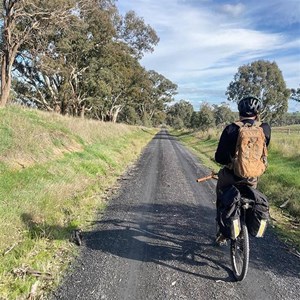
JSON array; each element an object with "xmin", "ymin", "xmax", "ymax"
[
  {"xmin": 166, "ymin": 100, "xmax": 194, "ymax": 128},
  {"xmin": 139, "ymin": 70, "xmax": 178, "ymax": 122},
  {"xmin": 13, "ymin": 0, "xmax": 119, "ymax": 115},
  {"xmin": 93, "ymin": 62, "xmax": 178, "ymax": 124},
  {"xmin": 226, "ymin": 60, "xmax": 290, "ymax": 123},
  {"xmin": 14, "ymin": 10, "xmax": 88, "ymax": 113},
  {"xmin": 198, "ymin": 102, "xmax": 215, "ymax": 130},
  {"xmin": 213, "ymin": 102, "xmax": 236, "ymax": 126},
  {"xmin": 12, "ymin": 0, "xmax": 161, "ymax": 120},
  {"xmin": 0, "ymin": 0, "xmax": 75, "ymax": 107},
  {"xmin": 89, "ymin": 42, "xmax": 148, "ymax": 122},
  {"xmin": 117, "ymin": 10, "xmax": 159, "ymax": 59}
]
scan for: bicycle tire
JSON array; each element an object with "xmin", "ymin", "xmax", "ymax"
[{"xmin": 230, "ymin": 223, "xmax": 249, "ymax": 281}]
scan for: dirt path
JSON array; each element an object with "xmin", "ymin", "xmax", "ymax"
[{"xmin": 52, "ymin": 130, "xmax": 300, "ymax": 300}]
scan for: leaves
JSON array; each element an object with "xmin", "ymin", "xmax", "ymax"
[
  {"xmin": 226, "ymin": 60, "xmax": 290, "ymax": 123},
  {"xmin": 290, "ymin": 86, "xmax": 300, "ymax": 102},
  {"xmin": 3, "ymin": 0, "xmax": 175, "ymax": 123}
]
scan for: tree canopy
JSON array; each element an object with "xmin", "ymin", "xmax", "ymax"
[
  {"xmin": 226, "ymin": 60, "xmax": 290, "ymax": 123},
  {"xmin": 1, "ymin": 0, "xmax": 177, "ymax": 125},
  {"xmin": 166, "ymin": 100, "xmax": 193, "ymax": 128},
  {"xmin": 213, "ymin": 102, "xmax": 236, "ymax": 126}
]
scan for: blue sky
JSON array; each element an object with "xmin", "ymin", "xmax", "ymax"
[{"xmin": 117, "ymin": 0, "xmax": 300, "ymax": 112}]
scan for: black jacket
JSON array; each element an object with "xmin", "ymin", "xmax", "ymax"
[{"xmin": 215, "ymin": 119, "xmax": 271, "ymax": 166}]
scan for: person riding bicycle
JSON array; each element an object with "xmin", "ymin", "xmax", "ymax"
[{"xmin": 214, "ymin": 95, "xmax": 271, "ymax": 244}]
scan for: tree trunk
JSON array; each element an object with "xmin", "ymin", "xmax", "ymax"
[
  {"xmin": 112, "ymin": 106, "xmax": 122, "ymax": 123},
  {"xmin": 109, "ymin": 105, "xmax": 123, "ymax": 123},
  {"xmin": 0, "ymin": 76, "xmax": 11, "ymax": 107},
  {"xmin": 0, "ymin": 50, "xmax": 13, "ymax": 107},
  {"xmin": 80, "ymin": 105, "xmax": 85, "ymax": 118}
]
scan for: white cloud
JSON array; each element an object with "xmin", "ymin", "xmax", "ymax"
[
  {"xmin": 220, "ymin": 3, "xmax": 245, "ymax": 17},
  {"xmin": 117, "ymin": 0, "xmax": 300, "ymax": 111}
]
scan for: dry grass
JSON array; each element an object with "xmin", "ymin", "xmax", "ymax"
[
  {"xmin": 39, "ymin": 109, "xmax": 135, "ymax": 143},
  {"xmin": 0, "ymin": 107, "xmax": 82, "ymax": 168},
  {"xmin": 0, "ymin": 105, "xmax": 158, "ymax": 299},
  {"xmin": 270, "ymin": 132, "xmax": 300, "ymax": 157},
  {"xmin": 0, "ymin": 106, "xmax": 139, "ymax": 169}
]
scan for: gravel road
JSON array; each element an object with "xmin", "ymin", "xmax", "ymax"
[{"xmin": 52, "ymin": 129, "xmax": 300, "ymax": 300}]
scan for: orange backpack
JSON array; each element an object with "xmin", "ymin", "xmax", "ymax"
[{"xmin": 232, "ymin": 121, "xmax": 268, "ymax": 178}]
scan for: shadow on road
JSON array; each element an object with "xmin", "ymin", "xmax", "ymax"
[
  {"xmin": 84, "ymin": 203, "xmax": 233, "ymax": 282},
  {"xmin": 83, "ymin": 200, "xmax": 300, "ymax": 282}
]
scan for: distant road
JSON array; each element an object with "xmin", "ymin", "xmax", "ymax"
[{"xmin": 52, "ymin": 129, "xmax": 300, "ymax": 300}]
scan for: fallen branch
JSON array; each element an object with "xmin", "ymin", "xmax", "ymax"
[
  {"xmin": 27, "ymin": 268, "xmax": 52, "ymax": 280},
  {"xmin": 13, "ymin": 266, "xmax": 52, "ymax": 280},
  {"xmin": 3, "ymin": 243, "xmax": 18, "ymax": 256}
]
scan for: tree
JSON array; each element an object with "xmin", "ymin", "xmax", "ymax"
[
  {"xmin": 171, "ymin": 116, "xmax": 184, "ymax": 130},
  {"xmin": 197, "ymin": 102, "xmax": 215, "ymax": 130},
  {"xmin": 13, "ymin": 0, "xmax": 122, "ymax": 116},
  {"xmin": 0, "ymin": 0, "xmax": 74, "ymax": 107},
  {"xmin": 290, "ymin": 86, "xmax": 300, "ymax": 102},
  {"xmin": 118, "ymin": 105, "xmax": 142, "ymax": 125},
  {"xmin": 13, "ymin": 8, "xmax": 90, "ymax": 114},
  {"xmin": 151, "ymin": 110, "xmax": 166, "ymax": 127},
  {"xmin": 118, "ymin": 10, "xmax": 159, "ymax": 59},
  {"xmin": 166, "ymin": 100, "xmax": 194, "ymax": 128},
  {"xmin": 213, "ymin": 102, "xmax": 236, "ymax": 126},
  {"xmin": 191, "ymin": 102, "xmax": 216, "ymax": 131},
  {"xmin": 285, "ymin": 112, "xmax": 300, "ymax": 125},
  {"xmin": 137, "ymin": 70, "xmax": 177, "ymax": 123},
  {"xmin": 190, "ymin": 111, "xmax": 200, "ymax": 129},
  {"xmin": 226, "ymin": 60, "xmax": 290, "ymax": 123},
  {"xmin": 94, "ymin": 42, "xmax": 147, "ymax": 122},
  {"xmin": 11, "ymin": 0, "xmax": 162, "ymax": 122}
]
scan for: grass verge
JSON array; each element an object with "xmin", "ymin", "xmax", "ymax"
[{"xmin": 0, "ymin": 105, "xmax": 158, "ymax": 299}]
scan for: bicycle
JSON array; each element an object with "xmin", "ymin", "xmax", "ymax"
[{"xmin": 196, "ymin": 173, "xmax": 266, "ymax": 281}]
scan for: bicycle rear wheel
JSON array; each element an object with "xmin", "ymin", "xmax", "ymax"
[{"xmin": 230, "ymin": 223, "xmax": 249, "ymax": 281}]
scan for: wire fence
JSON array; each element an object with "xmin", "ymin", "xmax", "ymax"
[{"xmin": 272, "ymin": 128, "xmax": 300, "ymax": 135}]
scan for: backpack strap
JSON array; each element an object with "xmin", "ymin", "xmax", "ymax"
[
  {"xmin": 253, "ymin": 121, "xmax": 262, "ymax": 127},
  {"xmin": 234, "ymin": 121, "xmax": 244, "ymax": 128},
  {"xmin": 234, "ymin": 120, "xmax": 262, "ymax": 127}
]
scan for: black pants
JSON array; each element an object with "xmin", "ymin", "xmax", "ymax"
[{"xmin": 216, "ymin": 167, "xmax": 258, "ymax": 220}]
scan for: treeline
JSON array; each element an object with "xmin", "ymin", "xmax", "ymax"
[
  {"xmin": 166, "ymin": 100, "xmax": 300, "ymax": 130},
  {"xmin": 166, "ymin": 59, "xmax": 299, "ymax": 128},
  {"xmin": 1, "ymin": 2, "xmax": 299, "ymax": 127},
  {"xmin": 1, "ymin": 0, "xmax": 177, "ymax": 125}
]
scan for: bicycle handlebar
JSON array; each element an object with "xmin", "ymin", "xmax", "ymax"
[{"xmin": 196, "ymin": 172, "xmax": 218, "ymax": 182}]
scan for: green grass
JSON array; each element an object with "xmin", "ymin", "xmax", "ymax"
[
  {"xmin": 171, "ymin": 127, "xmax": 300, "ymax": 250},
  {"xmin": 0, "ymin": 105, "xmax": 158, "ymax": 299},
  {"xmin": 172, "ymin": 129, "xmax": 220, "ymax": 172}
]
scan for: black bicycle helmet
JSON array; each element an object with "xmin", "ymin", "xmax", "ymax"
[{"xmin": 238, "ymin": 95, "xmax": 262, "ymax": 117}]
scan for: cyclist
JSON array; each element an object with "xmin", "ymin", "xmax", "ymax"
[{"xmin": 214, "ymin": 95, "xmax": 271, "ymax": 244}]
